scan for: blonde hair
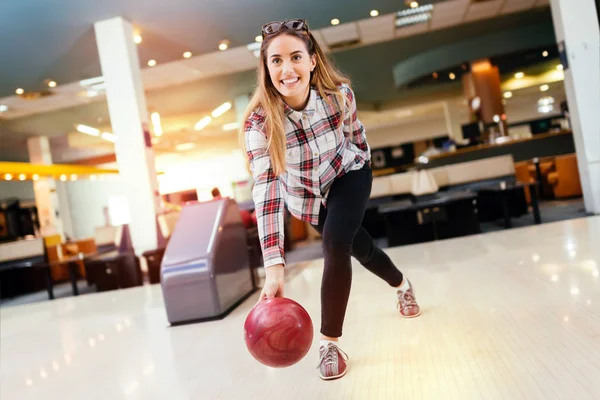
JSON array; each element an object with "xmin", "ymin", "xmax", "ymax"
[{"xmin": 240, "ymin": 28, "xmax": 350, "ymax": 176}]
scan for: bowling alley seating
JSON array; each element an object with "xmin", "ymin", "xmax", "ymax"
[
  {"xmin": 365, "ymin": 155, "xmax": 527, "ymax": 239},
  {"xmin": 547, "ymin": 153, "xmax": 583, "ymax": 198}
]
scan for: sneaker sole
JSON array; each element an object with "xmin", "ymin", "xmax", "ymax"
[
  {"xmin": 319, "ymin": 366, "xmax": 348, "ymax": 381},
  {"xmin": 399, "ymin": 309, "xmax": 422, "ymax": 318}
]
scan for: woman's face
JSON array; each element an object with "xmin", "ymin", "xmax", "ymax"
[{"xmin": 265, "ymin": 34, "xmax": 316, "ymax": 110}]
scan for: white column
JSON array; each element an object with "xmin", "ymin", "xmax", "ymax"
[
  {"xmin": 27, "ymin": 136, "xmax": 64, "ymax": 238},
  {"xmin": 94, "ymin": 17, "xmax": 161, "ymax": 253},
  {"xmin": 549, "ymin": 0, "xmax": 600, "ymax": 214}
]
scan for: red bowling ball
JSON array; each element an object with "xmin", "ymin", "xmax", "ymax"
[{"xmin": 244, "ymin": 297, "xmax": 313, "ymax": 368}]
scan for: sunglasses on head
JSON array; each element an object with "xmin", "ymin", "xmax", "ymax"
[{"xmin": 261, "ymin": 19, "xmax": 308, "ymax": 39}]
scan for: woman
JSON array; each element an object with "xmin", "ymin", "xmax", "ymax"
[{"xmin": 241, "ymin": 19, "xmax": 420, "ymax": 380}]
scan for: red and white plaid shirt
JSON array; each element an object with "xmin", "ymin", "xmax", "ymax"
[{"xmin": 244, "ymin": 84, "xmax": 370, "ymax": 268}]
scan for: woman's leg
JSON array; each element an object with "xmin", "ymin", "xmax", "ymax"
[{"xmin": 314, "ymin": 167, "xmax": 373, "ymax": 338}]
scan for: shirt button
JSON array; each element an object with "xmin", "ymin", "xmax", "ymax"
[{"xmin": 313, "ymin": 152, "xmax": 318, "ymax": 157}]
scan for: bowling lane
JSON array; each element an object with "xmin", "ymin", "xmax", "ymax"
[{"xmin": 2, "ymin": 216, "xmax": 600, "ymax": 399}]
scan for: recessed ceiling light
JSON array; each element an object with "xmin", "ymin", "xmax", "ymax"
[
  {"xmin": 218, "ymin": 40, "xmax": 230, "ymax": 51},
  {"xmin": 557, "ymin": 64, "xmax": 564, "ymax": 70},
  {"xmin": 175, "ymin": 143, "xmax": 197, "ymax": 151},
  {"xmin": 183, "ymin": 51, "xmax": 192, "ymax": 58},
  {"xmin": 503, "ymin": 91, "xmax": 513, "ymax": 99},
  {"xmin": 70, "ymin": 174, "xmax": 78, "ymax": 181},
  {"xmin": 449, "ymin": 72, "xmax": 456, "ymax": 80},
  {"xmin": 223, "ymin": 122, "xmax": 240, "ymax": 131},
  {"xmin": 370, "ymin": 10, "xmax": 379, "ymax": 17},
  {"xmin": 515, "ymin": 72, "xmax": 524, "ymax": 79},
  {"xmin": 60, "ymin": 174, "xmax": 67, "ymax": 182},
  {"xmin": 148, "ymin": 59, "xmax": 157, "ymax": 67},
  {"xmin": 48, "ymin": 80, "xmax": 57, "ymax": 88},
  {"xmin": 0, "ymin": 105, "xmax": 8, "ymax": 112},
  {"xmin": 134, "ymin": 34, "xmax": 142, "ymax": 44},
  {"xmin": 540, "ymin": 84, "xmax": 550, "ymax": 92},
  {"xmin": 4, "ymin": 173, "xmax": 13, "ymax": 181},
  {"xmin": 542, "ymin": 50, "xmax": 548, "ymax": 57},
  {"xmin": 410, "ymin": 1, "xmax": 419, "ymax": 8},
  {"xmin": 211, "ymin": 102, "xmax": 232, "ymax": 118},
  {"xmin": 33, "ymin": 174, "xmax": 39, "ymax": 181},
  {"xmin": 195, "ymin": 116, "xmax": 212, "ymax": 131},
  {"xmin": 16, "ymin": 88, "xmax": 24, "ymax": 95},
  {"xmin": 19, "ymin": 174, "xmax": 26, "ymax": 181},
  {"xmin": 331, "ymin": 18, "xmax": 340, "ymax": 25},
  {"xmin": 255, "ymin": 35, "xmax": 263, "ymax": 42}
]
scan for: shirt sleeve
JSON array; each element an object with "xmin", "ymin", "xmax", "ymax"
[
  {"xmin": 244, "ymin": 120, "xmax": 286, "ymax": 268},
  {"xmin": 341, "ymin": 85, "xmax": 369, "ymax": 154}
]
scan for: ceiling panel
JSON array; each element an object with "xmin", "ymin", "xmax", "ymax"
[
  {"xmin": 502, "ymin": 0, "xmax": 536, "ymax": 14},
  {"xmin": 357, "ymin": 14, "xmax": 395, "ymax": 45},
  {"xmin": 394, "ymin": 22, "xmax": 430, "ymax": 38},
  {"xmin": 319, "ymin": 23, "xmax": 360, "ymax": 46},
  {"xmin": 464, "ymin": 0, "xmax": 504, "ymax": 22},
  {"xmin": 430, "ymin": 0, "xmax": 470, "ymax": 31}
]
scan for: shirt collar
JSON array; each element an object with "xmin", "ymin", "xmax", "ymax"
[{"xmin": 283, "ymin": 86, "xmax": 317, "ymax": 122}]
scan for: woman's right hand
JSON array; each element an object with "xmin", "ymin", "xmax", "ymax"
[{"xmin": 257, "ymin": 264, "xmax": 285, "ymax": 304}]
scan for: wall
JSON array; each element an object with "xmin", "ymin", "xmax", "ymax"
[
  {"xmin": 62, "ymin": 179, "xmax": 126, "ymax": 240},
  {"xmin": 0, "ymin": 180, "xmax": 35, "ymax": 200}
]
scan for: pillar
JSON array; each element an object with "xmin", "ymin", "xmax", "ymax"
[
  {"xmin": 94, "ymin": 17, "xmax": 161, "ymax": 253},
  {"xmin": 549, "ymin": 0, "xmax": 600, "ymax": 214},
  {"xmin": 27, "ymin": 136, "xmax": 64, "ymax": 238},
  {"xmin": 462, "ymin": 59, "xmax": 507, "ymax": 140}
]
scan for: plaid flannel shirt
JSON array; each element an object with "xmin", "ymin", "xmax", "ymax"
[{"xmin": 244, "ymin": 84, "xmax": 370, "ymax": 268}]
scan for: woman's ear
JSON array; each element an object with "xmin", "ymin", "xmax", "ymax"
[{"xmin": 310, "ymin": 54, "xmax": 316, "ymax": 72}]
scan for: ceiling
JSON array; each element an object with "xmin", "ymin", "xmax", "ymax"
[{"xmin": 0, "ymin": 0, "xmax": 559, "ymax": 162}]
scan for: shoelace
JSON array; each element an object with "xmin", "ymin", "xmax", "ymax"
[
  {"xmin": 397, "ymin": 290, "xmax": 417, "ymax": 309},
  {"xmin": 317, "ymin": 343, "xmax": 348, "ymax": 368}
]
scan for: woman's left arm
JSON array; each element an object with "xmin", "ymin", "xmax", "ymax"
[{"xmin": 341, "ymin": 85, "xmax": 369, "ymax": 153}]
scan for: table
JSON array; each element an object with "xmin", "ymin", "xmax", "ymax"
[
  {"xmin": 476, "ymin": 181, "xmax": 541, "ymax": 228},
  {"xmin": 378, "ymin": 191, "xmax": 480, "ymax": 246}
]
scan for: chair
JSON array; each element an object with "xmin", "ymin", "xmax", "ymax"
[{"xmin": 547, "ymin": 154, "xmax": 583, "ymax": 198}]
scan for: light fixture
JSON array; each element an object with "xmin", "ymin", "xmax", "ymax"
[
  {"xmin": 551, "ymin": 274, "xmax": 559, "ymax": 282},
  {"xmin": 218, "ymin": 40, "xmax": 230, "ymax": 51},
  {"xmin": 151, "ymin": 112, "xmax": 163, "ymax": 136},
  {"xmin": 70, "ymin": 174, "xmax": 78, "ymax": 181},
  {"xmin": 147, "ymin": 59, "xmax": 157, "ymax": 67},
  {"xmin": 542, "ymin": 50, "xmax": 548, "ymax": 57},
  {"xmin": 0, "ymin": 105, "xmax": 7, "ymax": 112},
  {"xmin": 331, "ymin": 18, "xmax": 340, "ymax": 25},
  {"xmin": 19, "ymin": 174, "xmax": 26, "ymax": 181},
  {"xmin": 33, "ymin": 174, "xmax": 39, "ymax": 181},
  {"xmin": 493, "ymin": 115, "xmax": 500, "ymax": 123},
  {"xmin": 60, "ymin": 174, "xmax": 67, "ymax": 182},
  {"xmin": 395, "ymin": 4, "xmax": 433, "ymax": 27},
  {"xmin": 16, "ymin": 88, "xmax": 24, "ymax": 95},
  {"xmin": 503, "ymin": 91, "xmax": 513, "ymax": 99},
  {"xmin": 557, "ymin": 64, "xmax": 564, "ymax": 71},
  {"xmin": 540, "ymin": 84, "xmax": 550, "ymax": 92},
  {"xmin": 102, "ymin": 132, "xmax": 117, "ymax": 142},
  {"xmin": 410, "ymin": 1, "xmax": 419, "ymax": 8},
  {"xmin": 570, "ymin": 287, "xmax": 580, "ymax": 295},
  {"xmin": 370, "ymin": 10, "xmax": 379, "ymax": 17},
  {"xmin": 48, "ymin": 80, "xmax": 57, "ymax": 88},
  {"xmin": 255, "ymin": 35, "xmax": 263, "ymax": 42},
  {"xmin": 449, "ymin": 72, "xmax": 456, "ymax": 80},
  {"xmin": 514, "ymin": 72, "xmax": 524, "ymax": 79},
  {"xmin": 76, "ymin": 124, "xmax": 100, "ymax": 136},
  {"xmin": 175, "ymin": 142, "xmax": 197, "ymax": 151},
  {"xmin": 432, "ymin": 72, "xmax": 438, "ymax": 79},
  {"xmin": 223, "ymin": 122, "xmax": 240, "ymax": 131},
  {"xmin": 211, "ymin": 102, "xmax": 232, "ymax": 118},
  {"xmin": 134, "ymin": 34, "xmax": 142, "ymax": 44},
  {"xmin": 537, "ymin": 96, "xmax": 555, "ymax": 113},
  {"xmin": 90, "ymin": 175, "xmax": 97, "ymax": 181},
  {"xmin": 4, "ymin": 173, "xmax": 12, "ymax": 181},
  {"xmin": 194, "ymin": 116, "xmax": 212, "ymax": 131},
  {"xmin": 183, "ymin": 51, "xmax": 192, "ymax": 58}
]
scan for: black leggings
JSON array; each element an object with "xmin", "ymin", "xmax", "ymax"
[{"xmin": 311, "ymin": 165, "xmax": 404, "ymax": 338}]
